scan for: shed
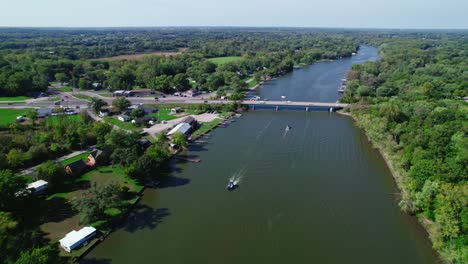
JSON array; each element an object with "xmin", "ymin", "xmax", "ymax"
[
  {"xmin": 59, "ymin": 226, "xmax": 97, "ymax": 252},
  {"xmin": 27, "ymin": 180, "xmax": 48, "ymax": 194},
  {"xmin": 167, "ymin": 122, "xmax": 191, "ymax": 136},
  {"xmin": 118, "ymin": 115, "xmax": 131, "ymax": 122},
  {"xmin": 181, "ymin": 116, "xmax": 196, "ymax": 126}
]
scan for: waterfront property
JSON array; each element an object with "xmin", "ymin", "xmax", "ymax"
[
  {"xmin": 27, "ymin": 180, "xmax": 48, "ymax": 194},
  {"xmin": 167, "ymin": 122, "xmax": 192, "ymax": 136},
  {"xmin": 59, "ymin": 226, "xmax": 97, "ymax": 252}
]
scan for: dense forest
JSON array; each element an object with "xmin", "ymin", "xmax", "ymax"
[
  {"xmin": 0, "ymin": 28, "xmax": 363, "ymax": 96},
  {"xmin": 341, "ymin": 38, "xmax": 467, "ymax": 262}
]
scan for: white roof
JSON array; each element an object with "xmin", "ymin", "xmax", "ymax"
[
  {"xmin": 113, "ymin": 90, "xmax": 125, "ymax": 93},
  {"xmin": 27, "ymin": 180, "xmax": 48, "ymax": 190},
  {"xmin": 59, "ymin": 226, "xmax": 96, "ymax": 248},
  {"xmin": 167, "ymin": 122, "xmax": 191, "ymax": 136}
]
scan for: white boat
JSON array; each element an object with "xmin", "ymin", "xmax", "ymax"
[
  {"xmin": 285, "ymin": 125, "xmax": 292, "ymax": 131},
  {"xmin": 227, "ymin": 179, "xmax": 238, "ymax": 190},
  {"xmin": 281, "ymin": 95, "xmax": 286, "ymax": 99}
]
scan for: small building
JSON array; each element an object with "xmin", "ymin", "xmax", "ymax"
[
  {"xmin": 26, "ymin": 180, "xmax": 49, "ymax": 194},
  {"xmin": 167, "ymin": 122, "xmax": 192, "ymax": 136},
  {"xmin": 59, "ymin": 226, "xmax": 97, "ymax": 253},
  {"xmin": 123, "ymin": 91, "xmax": 134, "ymax": 97},
  {"xmin": 113, "ymin": 90, "xmax": 125, "ymax": 97},
  {"xmin": 91, "ymin": 82, "xmax": 101, "ymax": 89},
  {"xmin": 118, "ymin": 115, "xmax": 131, "ymax": 122},
  {"xmin": 65, "ymin": 160, "xmax": 88, "ymax": 176},
  {"xmin": 170, "ymin": 107, "xmax": 182, "ymax": 114},
  {"xmin": 181, "ymin": 116, "xmax": 196, "ymax": 127},
  {"xmin": 183, "ymin": 89, "xmax": 199, "ymax": 97}
]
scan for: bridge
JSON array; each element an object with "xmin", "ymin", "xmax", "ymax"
[{"xmin": 242, "ymin": 100, "xmax": 349, "ymax": 111}]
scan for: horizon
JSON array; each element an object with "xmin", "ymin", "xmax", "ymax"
[{"xmin": 1, "ymin": 0, "xmax": 468, "ymax": 29}]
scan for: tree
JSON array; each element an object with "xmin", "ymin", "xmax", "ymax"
[
  {"xmin": 131, "ymin": 108, "xmax": 145, "ymax": 119},
  {"xmin": 112, "ymin": 97, "xmax": 130, "ymax": 113},
  {"xmin": 26, "ymin": 109, "xmax": 38, "ymax": 125},
  {"xmin": 0, "ymin": 170, "xmax": 27, "ymax": 211},
  {"xmin": 88, "ymin": 97, "xmax": 107, "ymax": 114},
  {"xmin": 148, "ymin": 75, "xmax": 173, "ymax": 93},
  {"xmin": 73, "ymin": 181, "xmax": 121, "ymax": 224},
  {"xmin": 54, "ymin": 73, "xmax": 68, "ymax": 85},
  {"xmin": 171, "ymin": 132, "xmax": 187, "ymax": 148},
  {"xmin": 172, "ymin": 73, "xmax": 190, "ymax": 91},
  {"xmin": 35, "ymin": 161, "xmax": 66, "ymax": 190},
  {"xmin": 78, "ymin": 78, "xmax": 90, "ymax": 90},
  {"xmin": 6, "ymin": 149, "xmax": 23, "ymax": 169},
  {"xmin": 14, "ymin": 245, "xmax": 62, "ymax": 264}
]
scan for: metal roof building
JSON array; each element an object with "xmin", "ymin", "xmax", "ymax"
[
  {"xmin": 167, "ymin": 122, "xmax": 191, "ymax": 136},
  {"xmin": 59, "ymin": 226, "xmax": 97, "ymax": 252}
]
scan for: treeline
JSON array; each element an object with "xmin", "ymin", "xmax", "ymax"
[
  {"xmin": 0, "ymin": 28, "xmax": 360, "ymax": 96},
  {"xmin": 342, "ymin": 38, "xmax": 467, "ymax": 262}
]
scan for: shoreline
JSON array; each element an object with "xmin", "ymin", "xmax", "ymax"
[{"xmin": 337, "ymin": 109, "xmax": 441, "ymax": 262}]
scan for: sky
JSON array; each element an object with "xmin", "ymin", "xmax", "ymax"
[{"xmin": 1, "ymin": 0, "xmax": 467, "ymax": 29}]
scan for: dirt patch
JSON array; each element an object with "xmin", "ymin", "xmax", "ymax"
[{"xmin": 95, "ymin": 48, "xmax": 187, "ymax": 61}]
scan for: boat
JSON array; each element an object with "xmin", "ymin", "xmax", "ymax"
[
  {"xmin": 227, "ymin": 179, "xmax": 238, "ymax": 190},
  {"xmin": 285, "ymin": 125, "xmax": 292, "ymax": 131},
  {"xmin": 281, "ymin": 95, "xmax": 286, "ymax": 99}
]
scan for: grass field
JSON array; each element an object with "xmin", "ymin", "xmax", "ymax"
[
  {"xmin": 0, "ymin": 96, "xmax": 31, "ymax": 102},
  {"xmin": 60, "ymin": 151, "xmax": 91, "ymax": 166},
  {"xmin": 208, "ymin": 56, "xmax": 243, "ymax": 65},
  {"xmin": 45, "ymin": 115, "xmax": 82, "ymax": 126},
  {"xmin": 147, "ymin": 108, "xmax": 178, "ymax": 121},
  {"xmin": 104, "ymin": 116, "xmax": 140, "ymax": 131},
  {"xmin": 56, "ymin": 86, "xmax": 73, "ymax": 92},
  {"xmin": 0, "ymin": 108, "xmax": 32, "ymax": 126}
]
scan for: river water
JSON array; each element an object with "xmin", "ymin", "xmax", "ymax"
[{"xmin": 83, "ymin": 46, "xmax": 438, "ymax": 264}]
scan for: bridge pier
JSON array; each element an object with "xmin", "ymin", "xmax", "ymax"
[
  {"xmin": 252, "ymin": 105, "xmax": 255, "ymax": 111},
  {"xmin": 305, "ymin": 107, "xmax": 309, "ymax": 112},
  {"xmin": 275, "ymin": 106, "xmax": 279, "ymax": 111},
  {"xmin": 329, "ymin": 107, "xmax": 334, "ymax": 112}
]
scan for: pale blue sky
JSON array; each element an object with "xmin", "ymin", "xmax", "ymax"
[{"xmin": 1, "ymin": 0, "xmax": 467, "ymax": 29}]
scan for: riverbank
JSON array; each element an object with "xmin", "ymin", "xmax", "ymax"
[{"xmin": 340, "ymin": 109, "xmax": 442, "ymax": 262}]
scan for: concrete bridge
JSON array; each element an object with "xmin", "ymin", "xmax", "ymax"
[{"xmin": 242, "ymin": 100, "xmax": 349, "ymax": 112}]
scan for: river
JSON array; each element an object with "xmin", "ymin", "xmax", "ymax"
[{"xmin": 83, "ymin": 46, "xmax": 438, "ymax": 264}]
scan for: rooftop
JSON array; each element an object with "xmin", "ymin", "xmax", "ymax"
[{"xmin": 59, "ymin": 226, "xmax": 96, "ymax": 249}]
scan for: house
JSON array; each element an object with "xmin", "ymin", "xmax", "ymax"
[
  {"xmin": 183, "ymin": 89, "xmax": 199, "ymax": 97},
  {"xmin": 65, "ymin": 160, "xmax": 88, "ymax": 175},
  {"xmin": 129, "ymin": 104, "xmax": 157, "ymax": 115},
  {"xmin": 113, "ymin": 90, "xmax": 125, "ymax": 97},
  {"xmin": 136, "ymin": 138, "xmax": 152, "ymax": 150},
  {"xmin": 59, "ymin": 226, "xmax": 97, "ymax": 253},
  {"xmin": 118, "ymin": 115, "xmax": 131, "ymax": 122},
  {"xmin": 91, "ymin": 82, "xmax": 101, "ymax": 89},
  {"xmin": 170, "ymin": 107, "xmax": 182, "ymax": 114},
  {"xmin": 26, "ymin": 180, "xmax": 48, "ymax": 194},
  {"xmin": 85, "ymin": 150, "xmax": 103, "ymax": 167},
  {"xmin": 167, "ymin": 122, "xmax": 192, "ymax": 136}
]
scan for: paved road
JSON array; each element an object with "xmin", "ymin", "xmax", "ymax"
[{"xmin": 19, "ymin": 148, "xmax": 95, "ymax": 179}]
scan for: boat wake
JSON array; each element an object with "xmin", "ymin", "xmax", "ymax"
[{"xmin": 229, "ymin": 165, "xmax": 248, "ymax": 184}]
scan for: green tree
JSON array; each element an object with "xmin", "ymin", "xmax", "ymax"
[
  {"xmin": 26, "ymin": 109, "xmax": 38, "ymax": 125},
  {"xmin": 0, "ymin": 170, "xmax": 27, "ymax": 211},
  {"xmin": 54, "ymin": 73, "xmax": 68, "ymax": 85},
  {"xmin": 171, "ymin": 132, "xmax": 187, "ymax": 148},
  {"xmin": 112, "ymin": 97, "xmax": 131, "ymax": 113},
  {"xmin": 148, "ymin": 75, "xmax": 173, "ymax": 93},
  {"xmin": 35, "ymin": 161, "xmax": 66, "ymax": 190},
  {"xmin": 14, "ymin": 245, "xmax": 62, "ymax": 264},
  {"xmin": 73, "ymin": 181, "xmax": 121, "ymax": 224},
  {"xmin": 88, "ymin": 97, "xmax": 107, "ymax": 114},
  {"xmin": 6, "ymin": 149, "xmax": 23, "ymax": 169},
  {"xmin": 131, "ymin": 108, "xmax": 145, "ymax": 119}
]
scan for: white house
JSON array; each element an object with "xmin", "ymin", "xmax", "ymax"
[
  {"xmin": 27, "ymin": 180, "xmax": 48, "ymax": 194},
  {"xmin": 59, "ymin": 226, "xmax": 97, "ymax": 253},
  {"xmin": 170, "ymin": 107, "xmax": 182, "ymax": 114},
  {"xmin": 167, "ymin": 122, "xmax": 192, "ymax": 136}
]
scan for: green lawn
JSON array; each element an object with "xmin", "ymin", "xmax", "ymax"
[
  {"xmin": 208, "ymin": 56, "xmax": 244, "ymax": 65},
  {"xmin": 45, "ymin": 115, "xmax": 82, "ymax": 126},
  {"xmin": 147, "ymin": 108, "xmax": 178, "ymax": 121},
  {"xmin": 0, "ymin": 96, "xmax": 31, "ymax": 102},
  {"xmin": 191, "ymin": 118, "xmax": 223, "ymax": 140},
  {"xmin": 247, "ymin": 79, "xmax": 258, "ymax": 87},
  {"xmin": 56, "ymin": 86, "xmax": 73, "ymax": 92},
  {"xmin": 0, "ymin": 108, "xmax": 32, "ymax": 126},
  {"xmin": 60, "ymin": 151, "xmax": 91, "ymax": 166},
  {"xmin": 104, "ymin": 116, "xmax": 140, "ymax": 131},
  {"xmin": 72, "ymin": 94, "xmax": 93, "ymax": 101}
]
